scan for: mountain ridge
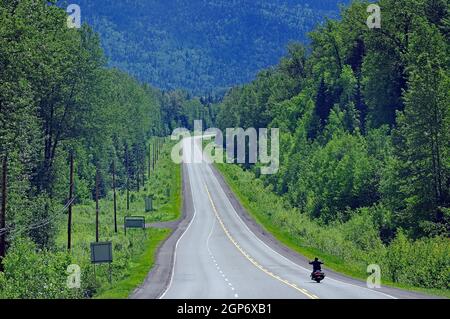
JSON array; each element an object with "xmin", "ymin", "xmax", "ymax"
[{"xmin": 73, "ymin": 0, "xmax": 349, "ymax": 94}]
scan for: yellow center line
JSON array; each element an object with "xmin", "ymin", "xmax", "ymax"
[{"xmin": 204, "ymin": 182, "xmax": 318, "ymax": 300}]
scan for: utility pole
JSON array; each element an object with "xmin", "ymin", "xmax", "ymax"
[
  {"xmin": 112, "ymin": 161, "xmax": 117, "ymax": 234},
  {"xmin": 142, "ymin": 164, "xmax": 145, "ymax": 188},
  {"xmin": 147, "ymin": 144, "xmax": 151, "ymax": 181},
  {"xmin": 142, "ymin": 144, "xmax": 146, "ymax": 187},
  {"xmin": 67, "ymin": 152, "xmax": 74, "ymax": 251},
  {"xmin": 125, "ymin": 145, "xmax": 130, "ymax": 211},
  {"xmin": 0, "ymin": 154, "xmax": 7, "ymax": 272},
  {"xmin": 152, "ymin": 141, "xmax": 155, "ymax": 171},
  {"xmin": 157, "ymin": 138, "xmax": 160, "ymax": 160},
  {"xmin": 136, "ymin": 147, "xmax": 140, "ymax": 192},
  {"xmin": 137, "ymin": 166, "xmax": 140, "ymax": 193},
  {"xmin": 95, "ymin": 168, "xmax": 99, "ymax": 242}
]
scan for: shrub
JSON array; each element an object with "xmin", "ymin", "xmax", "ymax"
[
  {"xmin": 384, "ymin": 231, "xmax": 449, "ymax": 289},
  {"xmin": 217, "ymin": 162, "xmax": 450, "ymax": 290},
  {"xmin": 0, "ymin": 238, "xmax": 83, "ymax": 299}
]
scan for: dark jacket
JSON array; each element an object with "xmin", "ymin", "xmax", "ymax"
[{"xmin": 309, "ymin": 260, "xmax": 323, "ymax": 272}]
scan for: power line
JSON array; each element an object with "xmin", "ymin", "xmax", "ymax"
[{"xmin": 0, "ymin": 197, "xmax": 75, "ymax": 239}]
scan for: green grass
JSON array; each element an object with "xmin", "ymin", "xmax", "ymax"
[
  {"xmin": 94, "ymin": 228, "xmax": 171, "ymax": 299},
  {"xmin": 54, "ymin": 139, "xmax": 182, "ymax": 299},
  {"xmin": 215, "ymin": 162, "xmax": 450, "ymax": 299}
]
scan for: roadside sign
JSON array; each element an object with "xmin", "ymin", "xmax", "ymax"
[
  {"xmin": 90, "ymin": 241, "xmax": 113, "ymax": 264},
  {"xmin": 124, "ymin": 216, "xmax": 146, "ymax": 235},
  {"xmin": 145, "ymin": 196, "xmax": 153, "ymax": 212},
  {"xmin": 90, "ymin": 241, "xmax": 113, "ymax": 283}
]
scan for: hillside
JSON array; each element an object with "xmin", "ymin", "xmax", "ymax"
[
  {"xmin": 74, "ymin": 0, "xmax": 349, "ymax": 94},
  {"xmin": 1, "ymin": 0, "xmax": 448, "ymax": 299},
  {"xmin": 215, "ymin": 0, "xmax": 449, "ymax": 292}
]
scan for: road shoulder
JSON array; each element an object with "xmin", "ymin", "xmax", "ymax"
[{"xmin": 131, "ymin": 163, "xmax": 194, "ymax": 299}]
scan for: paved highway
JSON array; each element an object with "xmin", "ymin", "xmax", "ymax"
[
  {"xmin": 160, "ymin": 137, "xmax": 400, "ymax": 299},
  {"xmin": 133, "ymin": 136, "xmax": 432, "ymax": 299}
]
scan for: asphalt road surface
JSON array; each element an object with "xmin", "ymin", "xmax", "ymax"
[{"xmin": 134, "ymin": 136, "xmax": 433, "ymax": 299}]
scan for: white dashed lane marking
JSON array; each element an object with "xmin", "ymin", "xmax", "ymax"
[
  {"xmin": 204, "ymin": 182, "xmax": 318, "ymax": 300},
  {"xmin": 207, "ymin": 213, "xmax": 239, "ymax": 298}
]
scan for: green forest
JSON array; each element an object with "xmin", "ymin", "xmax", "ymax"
[
  {"xmin": 0, "ymin": 0, "xmax": 449, "ymax": 298},
  {"xmin": 73, "ymin": 0, "xmax": 347, "ymax": 94},
  {"xmin": 215, "ymin": 0, "xmax": 449, "ymax": 291},
  {"xmin": 0, "ymin": 0, "xmax": 192, "ymax": 298}
]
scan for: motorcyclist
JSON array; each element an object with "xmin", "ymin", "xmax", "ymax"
[{"xmin": 309, "ymin": 257, "xmax": 323, "ymax": 275}]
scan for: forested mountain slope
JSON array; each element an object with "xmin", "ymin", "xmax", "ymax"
[
  {"xmin": 74, "ymin": 0, "xmax": 349, "ymax": 94},
  {"xmin": 1, "ymin": 0, "xmax": 448, "ymax": 298},
  {"xmin": 215, "ymin": 0, "xmax": 449, "ymax": 291},
  {"xmin": 0, "ymin": 0, "xmax": 189, "ymax": 297}
]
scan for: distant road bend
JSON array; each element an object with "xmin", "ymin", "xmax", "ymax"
[{"xmin": 133, "ymin": 136, "xmax": 433, "ymax": 299}]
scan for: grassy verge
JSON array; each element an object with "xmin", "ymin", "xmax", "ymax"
[
  {"xmin": 94, "ymin": 228, "xmax": 170, "ymax": 299},
  {"xmin": 215, "ymin": 162, "xmax": 449, "ymax": 298},
  {"xmin": 54, "ymin": 139, "xmax": 182, "ymax": 299}
]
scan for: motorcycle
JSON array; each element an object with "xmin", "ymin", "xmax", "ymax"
[{"xmin": 311, "ymin": 270, "xmax": 325, "ymax": 283}]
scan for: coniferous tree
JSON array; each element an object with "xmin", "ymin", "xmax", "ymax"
[{"xmin": 393, "ymin": 18, "xmax": 450, "ymax": 237}]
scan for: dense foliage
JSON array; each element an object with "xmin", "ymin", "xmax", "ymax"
[
  {"xmin": 72, "ymin": 0, "xmax": 349, "ymax": 94},
  {"xmin": 215, "ymin": 0, "xmax": 449, "ymax": 268},
  {"xmin": 1, "ymin": 0, "xmax": 449, "ymax": 296},
  {"xmin": 0, "ymin": 1, "xmax": 140, "ymax": 248},
  {"xmin": 0, "ymin": 0, "xmax": 199, "ymax": 249},
  {"xmin": 0, "ymin": 0, "xmax": 195, "ymax": 298},
  {"xmin": 0, "ymin": 141, "xmax": 180, "ymax": 298},
  {"xmin": 217, "ymin": 163, "xmax": 449, "ymax": 291}
]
